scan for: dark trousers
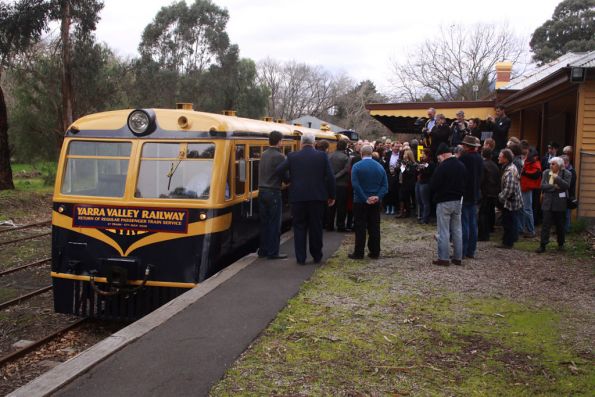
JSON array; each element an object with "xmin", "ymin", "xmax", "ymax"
[
  {"xmin": 258, "ymin": 189, "xmax": 282, "ymax": 257},
  {"xmin": 291, "ymin": 201, "xmax": 325, "ymax": 263},
  {"xmin": 540, "ymin": 210, "xmax": 566, "ymax": 247},
  {"xmin": 478, "ymin": 197, "xmax": 496, "ymax": 241},
  {"xmin": 461, "ymin": 203, "xmax": 478, "ymax": 257},
  {"xmin": 327, "ymin": 185, "xmax": 347, "ymax": 231},
  {"xmin": 353, "ymin": 202, "xmax": 381, "ymax": 257},
  {"xmin": 502, "ymin": 208, "xmax": 519, "ymax": 247}
]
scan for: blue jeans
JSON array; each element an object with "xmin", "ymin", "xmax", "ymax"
[
  {"xmin": 258, "ymin": 189, "xmax": 282, "ymax": 257},
  {"xmin": 436, "ymin": 200, "xmax": 462, "ymax": 261},
  {"xmin": 521, "ymin": 190, "xmax": 534, "ymax": 234},
  {"xmin": 415, "ymin": 182, "xmax": 431, "ymax": 223},
  {"xmin": 461, "ymin": 203, "xmax": 478, "ymax": 257}
]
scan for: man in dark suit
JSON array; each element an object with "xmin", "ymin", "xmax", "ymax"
[
  {"xmin": 486, "ymin": 105, "xmax": 511, "ymax": 152},
  {"xmin": 275, "ymin": 133, "xmax": 336, "ymax": 264}
]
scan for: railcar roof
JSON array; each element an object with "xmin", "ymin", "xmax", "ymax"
[{"xmin": 67, "ymin": 109, "xmax": 344, "ymax": 140}]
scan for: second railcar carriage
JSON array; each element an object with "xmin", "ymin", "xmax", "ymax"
[{"xmin": 51, "ymin": 105, "xmax": 347, "ymax": 319}]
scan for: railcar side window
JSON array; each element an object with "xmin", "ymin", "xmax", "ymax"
[
  {"xmin": 249, "ymin": 145, "xmax": 261, "ymax": 191},
  {"xmin": 61, "ymin": 141, "xmax": 131, "ymax": 197},
  {"xmin": 136, "ymin": 142, "xmax": 215, "ymax": 200},
  {"xmin": 235, "ymin": 145, "xmax": 246, "ymax": 195}
]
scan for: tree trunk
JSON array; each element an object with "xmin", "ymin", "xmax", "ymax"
[
  {"xmin": 60, "ymin": 0, "xmax": 73, "ymax": 135},
  {"xmin": 0, "ymin": 72, "xmax": 15, "ymax": 190}
]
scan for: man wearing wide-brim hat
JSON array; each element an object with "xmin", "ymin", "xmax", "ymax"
[{"xmin": 459, "ymin": 135, "xmax": 483, "ymax": 260}]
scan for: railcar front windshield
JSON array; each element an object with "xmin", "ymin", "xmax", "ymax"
[
  {"xmin": 61, "ymin": 141, "xmax": 131, "ymax": 197},
  {"xmin": 135, "ymin": 142, "xmax": 215, "ymax": 200}
]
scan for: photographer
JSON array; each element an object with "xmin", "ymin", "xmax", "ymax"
[{"xmin": 450, "ymin": 110, "xmax": 469, "ymax": 146}]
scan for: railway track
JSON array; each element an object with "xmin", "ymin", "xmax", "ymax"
[
  {"xmin": 0, "ymin": 257, "xmax": 51, "ymax": 277},
  {"xmin": 0, "ymin": 220, "xmax": 51, "ymax": 234},
  {"xmin": 0, "ymin": 285, "xmax": 53, "ymax": 311},
  {"xmin": 0, "ymin": 318, "xmax": 88, "ymax": 368},
  {"xmin": 0, "ymin": 220, "xmax": 52, "ymax": 247},
  {"xmin": 0, "ymin": 231, "xmax": 52, "ymax": 247}
]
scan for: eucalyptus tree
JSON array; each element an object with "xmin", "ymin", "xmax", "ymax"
[
  {"xmin": 0, "ymin": 0, "xmax": 51, "ymax": 189},
  {"xmin": 530, "ymin": 0, "xmax": 595, "ymax": 64}
]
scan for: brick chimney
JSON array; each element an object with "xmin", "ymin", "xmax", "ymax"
[{"xmin": 495, "ymin": 61, "xmax": 513, "ymax": 89}]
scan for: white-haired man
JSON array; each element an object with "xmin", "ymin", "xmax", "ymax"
[{"xmin": 275, "ymin": 133, "xmax": 336, "ymax": 265}]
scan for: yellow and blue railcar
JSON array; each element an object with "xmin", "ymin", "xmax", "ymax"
[{"xmin": 51, "ymin": 105, "xmax": 350, "ymax": 319}]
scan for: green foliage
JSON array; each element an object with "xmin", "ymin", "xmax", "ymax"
[
  {"xmin": 530, "ymin": 0, "xmax": 595, "ymax": 64},
  {"xmin": 138, "ymin": 0, "xmax": 230, "ymax": 74},
  {"xmin": 6, "ymin": 36, "xmax": 133, "ymax": 161},
  {"xmin": 0, "ymin": 0, "xmax": 51, "ymax": 65},
  {"xmin": 131, "ymin": 0, "xmax": 268, "ymax": 117}
]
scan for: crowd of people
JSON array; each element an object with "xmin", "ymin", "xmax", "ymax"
[{"xmin": 257, "ymin": 105, "xmax": 578, "ymax": 266}]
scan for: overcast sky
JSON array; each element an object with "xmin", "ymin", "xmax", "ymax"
[{"xmin": 94, "ymin": 0, "xmax": 560, "ymax": 92}]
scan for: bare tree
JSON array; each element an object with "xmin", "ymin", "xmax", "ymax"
[
  {"xmin": 257, "ymin": 59, "xmax": 350, "ymax": 120},
  {"xmin": 389, "ymin": 24, "xmax": 527, "ymax": 101},
  {"xmin": 333, "ymin": 80, "xmax": 389, "ymax": 138}
]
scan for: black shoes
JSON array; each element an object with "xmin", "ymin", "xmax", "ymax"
[
  {"xmin": 535, "ymin": 246, "xmax": 546, "ymax": 253},
  {"xmin": 451, "ymin": 259, "xmax": 462, "ymax": 266},
  {"xmin": 268, "ymin": 253, "xmax": 288, "ymax": 260},
  {"xmin": 367, "ymin": 253, "xmax": 379, "ymax": 259}
]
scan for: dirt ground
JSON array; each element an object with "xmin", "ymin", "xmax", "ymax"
[
  {"xmin": 211, "ymin": 216, "xmax": 594, "ymax": 396},
  {"xmin": 0, "ymin": 190, "xmax": 53, "ymax": 224}
]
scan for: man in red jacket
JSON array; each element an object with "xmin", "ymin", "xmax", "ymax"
[{"xmin": 520, "ymin": 146, "xmax": 542, "ymax": 237}]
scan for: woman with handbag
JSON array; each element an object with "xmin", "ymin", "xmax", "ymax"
[{"xmin": 536, "ymin": 157, "xmax": 572, "ymax": 253}]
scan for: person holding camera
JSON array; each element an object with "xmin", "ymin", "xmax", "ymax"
[{"xmin": 450, "ymin": 110, "xmax": 469, "ymax": 146}]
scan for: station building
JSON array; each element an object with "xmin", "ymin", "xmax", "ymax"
[{"xmin": 366, "ymin": 51, "xmax": 595, "ymax": 220}]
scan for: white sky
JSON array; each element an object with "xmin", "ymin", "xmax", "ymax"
[{"xmin": 94, "ymin": 0, "xmax": 560, "ymax": 93}]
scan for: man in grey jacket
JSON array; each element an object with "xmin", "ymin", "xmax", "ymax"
[
  {"xmin": 258, "ymin": 131, "xmax": 287, "ymax": 259},
  {"xmin": 327, "ymin": 139, "xmax": 350, "ymax": 231}
]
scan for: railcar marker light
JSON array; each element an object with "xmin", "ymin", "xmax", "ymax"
[{"xmin": 199, "ymin": 213, "xmax": 207, "ymax": 221}]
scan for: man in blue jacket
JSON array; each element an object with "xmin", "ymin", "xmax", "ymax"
[
  {"xmin": 349, "ymin": 144, "xmax": 388, "ymax": 259},
  {"xmin": 275, "ymin": 133, "xmax": 336, "ymax": 265}
]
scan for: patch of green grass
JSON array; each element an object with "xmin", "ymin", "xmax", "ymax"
[
  {"xmin": 13, "ymin": 178, "xmax": 53, "ymax": 192},
  {"xmin": 490, "ymin": 228, "xmax": 593, "ymax": 259},
  {"xmin": 211, "ymin": 250, "xmax": 594, "ymax": 396}
]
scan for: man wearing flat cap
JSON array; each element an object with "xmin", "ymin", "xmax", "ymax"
[
  {"xmin": 459, "ymin": 135, "xmax": 483, "ymax": 259},
  {"xmin": 429, "ymin": 143, "xmax": 466, "ymax": 266}
]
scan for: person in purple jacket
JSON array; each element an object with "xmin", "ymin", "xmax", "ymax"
[{"xmin": 348, "ymin": 144, "xmax": 388, "ymax": 260}]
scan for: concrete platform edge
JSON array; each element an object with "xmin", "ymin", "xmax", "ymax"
[{"xmin": 8, "ymin": 233, "xmax": 293, "ymax": 397}]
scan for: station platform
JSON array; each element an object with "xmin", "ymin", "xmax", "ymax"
[{"xmin": 12, "ymin": 231, "xmax": 345, "ymax": 397}]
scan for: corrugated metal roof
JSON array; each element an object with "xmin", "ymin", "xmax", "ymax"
[{"xmin": 502, "ymin": 51, "xmax": 595, "ymax": 90}]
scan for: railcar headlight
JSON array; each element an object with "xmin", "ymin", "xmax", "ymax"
[
  {"xmin": 199, "ymin": 212, "xmax": 207, "ymax": 221},
  {"xmin": 127, "ymin": 109, "xmax": 156, "ymax": 136}
]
